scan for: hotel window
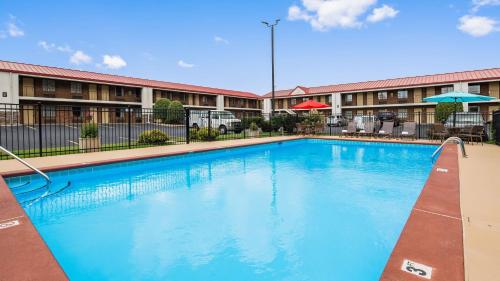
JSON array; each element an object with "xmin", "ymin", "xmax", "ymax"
[
  {"xmin": 397, "ymin": 90, "xmax": 408, "ymax": 99},
  {"xmin": 303, "ymin": 97, "xmax": 309, "ymax": 102},
  {"xmin": 344, "ymin": 111, "xmax": 353, "ymax": 120},
  {"xmin": 346, "ymin": 94, "xmax": 353, "ymax": 103},
  {"xmin": 115, "ymin": 108, "xmax": 125, "ymax": 118},
  {"xmin": 72, "ymin": 107, "xmax": 82, "ymax": 118},
  {"xmin": 70, "ymin": 82, "xmax": 82, "ymax": 94},
  {"xmin": 115, "ymin": 87, "xmax": 124, "ymax": 97},
  {"xmin": 291, "ymin": 98, "xmax": 297, "ymax": 105},
  {"xmin": 42, "ymin": 106, "xmax": 56, "ymax": 118},
  {"xmin": 42, "ymin": 79, "xmax": 56, "ymax": 92},
  {"xmin": 441, "ymin": 86, "xmax": 454, "ymax": 94},
  {"xmin": 397, "ymin": 108, "xmax": 408, "ymax": 119},
  {"xmin": 469, "ymin": 106, "xmax": 480, "ymax": 113},
  {"xmin": 201, "ymin": 96, "xmax": 208, "ymax": 104},
  {"xmin": 327, "ymin": 95, "xmax": 332, "ymax": 104},
  {"xmin": 468, "ymin": 84, "xmax": 481, "ymax": 94},
  {"xmin": 378, "ymin": 91, "xmax": 387, "ymax": 100}
]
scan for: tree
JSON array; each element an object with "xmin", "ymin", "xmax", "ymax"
[
  {"xmin": 436, "ymin": 102, "xmax": 463, "ymax": 122},
  {"xmin": 153, "ymin": 98, "xmax": 171, "ymax": 123},
  {"xmin": 168, "ymin": 100, "xmax": 185, "ymax": 124}
]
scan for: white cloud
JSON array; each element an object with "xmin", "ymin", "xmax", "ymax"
[
  {"xmin": 38, "ymin": 41, "xmax": 74, "ymax": 53},
  {"xmin": 214, "ymin": 36, "xmax": 229, "ymax": 44},
  {"xmin": 70, "ymin": 50, "xmax": 92, "ymax": 65},
  {"xmin": 102, "ymin": 55, "xmax": 127, "ymax": 69},
  {"xmin": 7, "ymin": 22, "xmax": 24, "ymax": 37},
  {"xmin": 458, "ymin": 15, "xmax": 498, "ymax": 36},
  {"xmin": 472, "ymin": 0, "xmax": 500, "ymax": 11},
  {"xmin": 287, "ymin": 0, "xmax": 396, "ymax": 31},
  {"xmin": 367, "ymin": 4, "xmax": 399, "ymax": 22},
  {"xmin": 177, "ymin": 60, "xmax": 195, "ymax": 68}
]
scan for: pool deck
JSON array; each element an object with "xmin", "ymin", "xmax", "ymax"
[
  {"xmin": 0, "ymin": 136, "xmax": 496, "ymax": 280},
  {"xmin": 459, "ymin": 144, "xmax": 500, "ymax": 281}
]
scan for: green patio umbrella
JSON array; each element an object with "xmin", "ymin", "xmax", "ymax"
[{"xmin": 423, "ymin": 91, "xmax": 495, "ymax": 126}]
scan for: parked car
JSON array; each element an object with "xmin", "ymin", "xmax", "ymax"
[
  {"xmin": 444, "ymin": 112, "xmax": 485, "ymax": 128},
  {"xmin": 190, "ymin": 110, "xmax": 242, "ymax": 134},
  {"xmin": 327, "ymin": 115, "xmax": 347, "ymax": 127},
  {"xmin": 376, "ymin": 111, "xmax": 400, "ymax": 127},
  {"xmin": 353, "ymin": 115, "xmax": 377, "ymax": 130}
]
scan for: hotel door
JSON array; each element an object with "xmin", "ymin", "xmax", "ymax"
[
  {"xmin": 101, "ymin": 85, "xmax": 109, "ymax": 101},
  {"xmin": 89, "ymin": 84, "xmax": 97, "ymax": 100},
  {"xmin": 22, "ymin": 105, "xmax": 35, "ymax": 125},
  {"xmin": 101, "ymin": 107, "xmax": 109, "ymax": 124},
  {"xmin": 22, "ymin": 78, "xmax": 34, "ymax": 97}
]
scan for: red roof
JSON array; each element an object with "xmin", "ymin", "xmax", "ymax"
[
  {"xmin": 0, "ymin": 60, "xmax": 261, "ymax": 99},
  {"xmin": 264, "ymin": 68, "xmax": 500, "ymax": 98}
]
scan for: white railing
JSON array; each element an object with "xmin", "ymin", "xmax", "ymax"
[
  {"xmin": 431, "ymin": 137, "xmax": 467, "ymax": 161},
  {"xmin": 0, "ymin": 146, "xmax": 51, "ymax": 183}
]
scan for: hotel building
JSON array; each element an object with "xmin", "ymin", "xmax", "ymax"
[
  {"xmin": 262, "ymin": 68, "xmax": 500, "ymax": 121},
  {"xmin": 0, "ymin": 60, "xmax": 262, "ymax": 124}
]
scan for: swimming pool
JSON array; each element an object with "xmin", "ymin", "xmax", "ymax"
[{"xmin": 6, "ymin": 139, "xmax": 437, "ymax": 281}]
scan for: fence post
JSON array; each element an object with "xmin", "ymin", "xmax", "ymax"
[
  {"xmin": 37, "ymin": 103, "xmax": 43, "ymax": 157},
  {"xmin": 185, "ymin": 108, "xmax": 190, "ymax": 144},
  {"xmin": 417, "ymin": 112, "xmax": 421, "ymax": 139},
  {"xmin": 243, "ymin": 113, "xmax": 246, "ymax": 139},
  {"xmin": 127, "ymin": 106, "xmax": 131, "ymax": 149},
  {"xmin": 208, "ymin": 110, "xmax": 212, "ymax": 133}
]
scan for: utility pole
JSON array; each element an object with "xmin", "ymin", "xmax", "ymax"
[{"xmin": 262, "ymin": 19, "xmax": 279, "ymax": 116}]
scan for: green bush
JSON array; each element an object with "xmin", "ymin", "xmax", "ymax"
[
  {"xmin": 436, "ymin": 102, "xmax": 463, "ymax": 122},
  {"xmin": 80, "ymin": 123, "xmax": 98, "ymax": 138},
  {"xmin": 138, "ymin": 130, "xmax": 169, "ymax": 145},
  {"xmin": 167, "ymin": 100, "xmax": 185, "ymax": 124},
  {"xmin": 190, "ymin": 128, "xmax": 220, "ymax": 141},
  {"xmin": 153, "ymin": 98, "xmax": 171, "ymax": 123},
  {"xmin": 249, "ymin": 122, "xmax": 259, "ymax": 131},
  {"xmin": 304, "ymin": 113, "xmax": 322, "ymax": 125},
  {"xmin": 271, "ymin": 114, "xmax": 304, "ymax": 133},
  {"xmin": 241, "ymin": 116, "xmax": 272, "ymax": 132}
]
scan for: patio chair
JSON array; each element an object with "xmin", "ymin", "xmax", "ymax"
[
  {"xmin": 401, "ymin": 122, "xmax": 416, "ymax": 140},
  {"xmin": 428, "ymin": 123, "xmax": 447, "ymax": 142},
  {"xmin": 376, "ymin": 121, "xmax": 394, "ymax": 138},
  {"xmin": 296, "ymin": 123, "xmax": 305, "ymax": 135},
  {"xmin": 357, "ymin": 122, "xmax": 374, "ymax": 138},
  {"xmin": 341, "ymin": 121, "xmax": 357, "ymax": 137},
  {"xmin": 459, "ymin": 125, "xmax": 484, "ymax": 145},
  {"xmin": 313, "ymin": 123, "xmax": 324, "ymax": 135}
]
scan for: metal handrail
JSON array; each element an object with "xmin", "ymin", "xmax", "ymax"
[
  {"xmin": 0, "ymin": 146, "xmax": 51, "ymax": 183},
  {"xmin": 432, "ymin": 137, "xmax": 467, "ymax": 160}
]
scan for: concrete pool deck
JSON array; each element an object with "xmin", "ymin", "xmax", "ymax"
[
  {"xmin": 0, "ymin": 136, "xmax": 496, "ymax": 280},
  {"xmin": 459, "ymin": 144, "xmax": 500, "ymax": 281}
]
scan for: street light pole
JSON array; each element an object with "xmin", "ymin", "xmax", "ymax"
[{"xmin": 262, "ymin": 19, "xmax": 279, "ymax": 116}]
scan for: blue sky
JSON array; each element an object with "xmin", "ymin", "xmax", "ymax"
[{"xmin": 0, "ymin": 0, "xmax": 499, "ymax": 95}]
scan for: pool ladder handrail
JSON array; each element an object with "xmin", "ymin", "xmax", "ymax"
[
  {"xmin": 431, "ymin": 137, "xmax": 467, "ymax": 161},
  {"xmin": 0, "ymin": 146, "xmax": 51, "ymax": 183}
]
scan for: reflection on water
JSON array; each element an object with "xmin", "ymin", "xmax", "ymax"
[{"xmin": 7, "ymin": 140, "xmax": 437, "ymax": 281}]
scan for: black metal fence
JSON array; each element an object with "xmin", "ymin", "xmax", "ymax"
[
  {"xmin": 493, "ymin": 110, "xmax": 500, "ymax": 145},
  {"xmin": 0, "ymin": 103, "xmax": 495, "ymax": 159}
]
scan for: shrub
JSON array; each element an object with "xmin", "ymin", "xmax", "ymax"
[
  {"xmin": 80, "ymin": 123, "xmax": 98, "ymax": 138},
  {"xmin": 271, "ymin": 114, "xmax": 304, "ymax": 133},
  {"xmin": 304, "ymin": 113, "xmax": 322, "ymax": 125},
  {"xmin": 436, "ymin": 102, "xmax": 463, "ymax": 122},
  {"xmin": 138, "ymin": 130, "xmax": 169, "ymax": 145},
  {"xmin": 167, "ymin": 100, "xmax": 185, "ymax": 124},
  {"xmin": 249, "ymin": 122, "xmax": 259, "ymax": 131},
  {"xmin": 190, "ymin": 128, "xmax": 220, "ymax": 141},
  {"xmin": 153, "ymin": 98, "xmax": 171, "ymax": 123}
]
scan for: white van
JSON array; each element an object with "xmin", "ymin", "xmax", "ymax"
[{"xmin": 190, "ymin": 110, "xmax": 242, "ymax": 134}]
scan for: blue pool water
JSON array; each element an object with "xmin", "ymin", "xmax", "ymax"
[{"xmin": 6, "ymin": 139, "xmax": 437, "ymax": 281}]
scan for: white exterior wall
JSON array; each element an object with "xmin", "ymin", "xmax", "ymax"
[
  {"xmin": 454, "ymin": 82, "xmax": 469, "ymax": 111},
  {"xmin": 216, "ymin": 95, "xmax": 224, "ymax": 111},
  {"xmin": 141, "ymin": 87, "xmax": 153, "ymax": 108},
  {"xmin": 331, "ymin": 93, "xmax": 342, "ymax": 115},
  {"xmin": 0, "ymin": 72, "xmax": 19, "ymax": 104},
  {"xmin": 263, "ymin": 98, "xmax": 272, "ymax": 115}
]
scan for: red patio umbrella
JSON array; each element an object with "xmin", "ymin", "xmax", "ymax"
[{"xmin": 292, "ymin": 100, "xmax": 329, "ymax": 110}]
